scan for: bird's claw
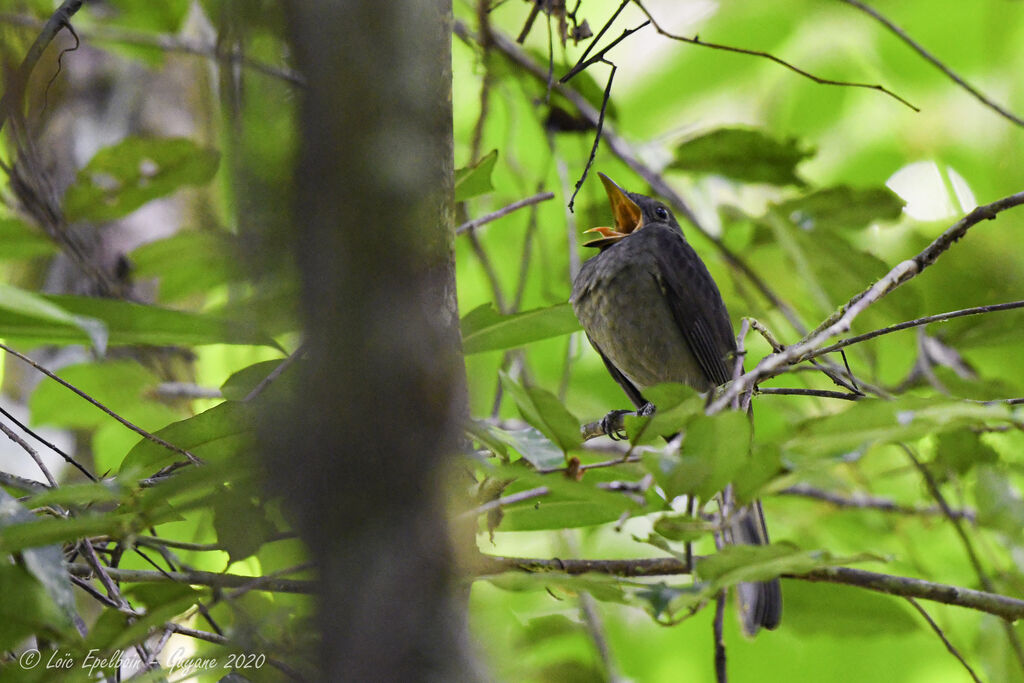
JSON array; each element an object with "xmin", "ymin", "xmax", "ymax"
[{"xmin": 600, "ymin": 409, "xmax": 632, "ymax": 440}]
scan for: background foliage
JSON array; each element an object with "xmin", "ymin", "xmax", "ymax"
[{"xmin": 0, "ymin": 0, "xmax": 1023, "ymax": 681}]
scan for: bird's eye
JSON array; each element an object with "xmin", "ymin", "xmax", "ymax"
[{"xmin": 654, "ymin": 206, "xmax": 669, "ymax": 220}]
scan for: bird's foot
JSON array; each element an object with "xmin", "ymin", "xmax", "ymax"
[
  {"xmin": 600, "ymin": 409, "xmax": 632, "ymax": 441},
  {"xmin": 638, "ymin": 402, "xmax": 656, "ymax": 417}
]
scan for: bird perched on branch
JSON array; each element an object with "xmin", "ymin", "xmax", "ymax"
[{"xmin": 570, "ymin": 173, "xmax": 781, "ymax": 636}]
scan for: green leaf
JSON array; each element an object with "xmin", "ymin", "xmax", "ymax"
[
  {"xmin": 935, "ymin": 430, "xmax": 998, "ymax": 475},
  {"xmin": 782, "ymin": 581, "xmax": 919, "ymax": 636},
  {"xmin": 774, "ymin": 186, "xmax": 905, "ymax": 232},
  {"xmin": 498, "ymin": 499, "xmax": 627, "ymax": 530},
  {"xmin": 0, "ymin": 514, "xmax": 132, "ymax": 554},
  {"xmin": 0, "ymin": 217, "xmax": 56, "ymax": 260},
  {"xmin": 0, "ymin": 564, "xmax": 77, "ymax": 650},
  {"xmin": 640, "ymin": 410, "xmax": 750, "ymax": 501},
  {"xmin": 974, "ymin": 465, "xmax": 1024, "ymax": 540},
  {"xmin": 64, "ymin": 137, "xmax": 220, "ymax": 222},
  {"xmin": 213, "ymin": 487, "xmax": 278, "ymax": 564},
  {"xmin": 454, "ymin": 149, "xmax": 498, "ymax": 201},
  {"xmin": 0, "ymin": 283, "xmax": 107, "ymax": 353},
  {"xmin": 652, "ymin": 514, "xmax": 708, "ymax": 542},
  {"xmin": 220, "ymin": 359, "xmax": 290, "ymax": 401},
  {"xmin": 784, "ymin": 397, "xmax": 1014, "ymax": 460},
  {"xmin": 0, "ymin": 490, "xmax": 78, "ymax": 638},
  {"xmin": 119, "ymin": 401, "xmax": 258, "ymax": 474},
  {"xmin": 499, "ymin": 372, "xmax": 581, "ymax": 453},
  {"xmin": 491, "ymin": 426, "xmax": 566, "ymax": 470},
  {"xmin": 129, "ymin": 231, "xmax": 245, "ymax": 302},
  {"xmin": 461, "ymin": 302, "xmax": 581, "ymax": 355},
  {"xmin": 29, "ymin": 360, "xmax": 178, "ymax": 431},
  {"xmin": 669, "ymin": 127, "xmax": 813, "ymax": 186},
  {"xmin": 0, "ymin": 294, "xmax": 278, "ymax": 348}
]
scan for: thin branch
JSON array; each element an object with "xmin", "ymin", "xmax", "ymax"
[
  {"xmin": 0, "ymin": 403, "xmax": 94, "ymax": 481},
  {"xmin": 244, "ymin": 343, "xmax": 307, "ymax": 402},
  {"xmin": 0, "ymin": 341, "xmax": 202, "ymax": 465},
  {"xmin": 902, "ymin": 444, "xmax": 1024, "ymax": 671},
  {"xmin": 807, "ymin": 299, "xmax": 1024, "ymax": 360},
  {"xmin": 66, "ymin": 563, "xmax": 315, "ymax": 594},
  {"xmin": 905, "ymin": 597, "xmax": 983, "ymax": 683},
  {"xmin": 632, "ymin": 0, "xmax": 916, "ymax": 111},
  {"xmin": 708, "ymin": 191, "xmax": 1024, "ymax": 414},
  {"xmin": 756, "ymin": 387, "xmax": 862, "ymax": 401},
  {"xmin": 476, "ymin": 554, "xmax": 1024, "ymax": 621},
  {"xmin": 839, "ymin": 0, "xmax": 1024, "ymax": 127},
  {"xmin": 780, "ymin": 483, "xmax": 976, "ymax": 523},
  {"xmin": 0, "ymin": 0, "xmax": 84, "ymax": 137},
  {"xmin": 164, "ymin": 624, "xmax": 305, "ymax": 680},
  {"xmin": 568, "ymin": 0, "xmax": 629, "ymax": 70},
  {"xmin": 455, "ymin": 191, "xmax": 555, "ymax": 234},
  {"xmin": 0, "ymin": 420, "xmax": 56, "ymax": 487},
  {"xmin": 152, "ymin": 382, "xmax": 223, "ymax": 400},
  {"xmin": 459, "ymin": 485, "xmax": 550, "ymax": 520},
  {"xmin": 560, "ymin": 21, "xmax": 650, "ymax": 83},
  {"xmin": 0, "ymin": 469, "xmax": 48, "ymax": 492},
  {"xmin": 567, "ymin": 59, "xmax": 616, "ymax": 211},
  {"xmin": 0, "ymin": 13, "xmax": 305, "ymax": 87}
]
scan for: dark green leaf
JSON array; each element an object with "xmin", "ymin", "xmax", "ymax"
[
  {"xmin": 935, "ymin": 430, "xmax": 998, "ymax": 475},
  {"xmin": 454, "ymin": 149, "xmax": 498, "ymax": 201},
  {"xmin": 500, "ymin": 372, "xmax": 581, "ymax": 453},
  {"xmin": 213, "ymin": 488, "xmax": 278, "ymax": 563},
  {"xmin": 64, "ymin": 137, "xmax": 220, "ymax": 222},
  {"xmin": 682, "ymin": 411, "xmax": 751, "ymax": 500},
  {"xmin": 220, "ymin": 359, "xmax": 289, "ymax": 401},
  {"xmin": 461, "ymin": 302, "xmax": 580, "ymax": 354},
  {"xmin": 669, "ymin": 128, "xmax": 813, "ymax": 186},
  {"xmin": 774, "ymin": 186, "xmax": 905, "ymax": 232},
  {"xmin": 0, "ymin": 217, "xmax": 56, "ymax": 259},
  {"xmin": 0, "ymin": 514, "xmax": 131, "ymax": 554},
  {"xmin": 0, "ymin": 490, "xmax": 79, "ymax": 635},
  {"xmin": 0, "ymin": 564, "xmax": 77, "ymax": 650}
]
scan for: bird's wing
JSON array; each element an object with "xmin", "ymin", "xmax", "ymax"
[
  {"xmin": 587, "ymin": 334, "xmax": 649, "ymax": 409},
  {"xmin": 650, "ymin": 229, "xmax": 736, "ymax": 387}
]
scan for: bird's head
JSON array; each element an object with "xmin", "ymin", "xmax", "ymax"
[{"xmin": 582, "ymin": 173, "xmax": 679, "ymax": 248}]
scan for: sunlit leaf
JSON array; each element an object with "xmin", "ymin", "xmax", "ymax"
[
  {"xmin": 500, "ymin": 372, "xmax": 581, "ymax": 454},
  {"xmin": 669, "ymin": 128, "xmax": 813, "ymax": 186},
  {"xmin": 455, "ymin": 149, "xmax": 498, "ymax": 201}
]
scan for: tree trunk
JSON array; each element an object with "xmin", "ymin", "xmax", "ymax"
[{"xmin": 275, "ymin": 2, "xmax": 470, "ymax": 679}]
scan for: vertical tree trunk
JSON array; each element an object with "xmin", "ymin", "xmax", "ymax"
[{"xmin": 277, "ymin": 2, "xmax": 470, "ymax": 679}]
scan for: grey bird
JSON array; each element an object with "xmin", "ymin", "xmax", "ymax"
[{"xmin": 570, "ymin": 173, "xmax": 781, "ymax": 636}]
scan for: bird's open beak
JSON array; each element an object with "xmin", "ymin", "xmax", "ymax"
[{"xmin": 582, "ymin": 173, "xmax": 644, "ymax": 248}]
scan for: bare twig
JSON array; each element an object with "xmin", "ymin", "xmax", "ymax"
[
  {"xmin": 459, "ymin": 485, "xmax": 550, "ymax": 519},
  {"xmin": 456, "ymin": 191, "xmax": 556, "ymax": 234},
  {"xmin": 0, "ymin": 0, "xmax": 84, "ymax": 136},
  {"xmin": 905, "ymin": 597, "xmax": 983, "ymax": 683},
  {"xmin": 633, "ymin": 0, "xmax": 916, "ymax": 111},
  {"xmin": 807, "ymin": 299, "xmax": 1024, "ymax": 360},
  {"xmin": 839, "ymin": 0, "xmax": 1024, "ymax": 127},
  {"xmin": 477, "ymin": 554, "xmax": 1024, "ymax": 621},
  {"xmin": 567, "ymin": 59, "xmax": 616, "ymax": 211},
  {"xmin": 0, "ymin": 341, "xmax": 202, "ymax": 465},
  {"xmin": 0, "ymin": 421, "xmax": 56, "ymax": 487},
  {"xmin": 780, "ymin": 483, "xmax": 976, "ymax": 522},
  {"xmin": 560, "ymin": 20, "xmax": 650, "ymax": 83},
  {"xmin": 756, "ymin": 387, "xmax": 862, "ymax": 401},
  {"xmin": 244, "ymin": 343, "xmax": 307, "ymax": 402},
  {"xmin": 902, "ymin": 444, "xmax": 1024, "ymax": 671},
  {"xmin": 0, "ymin": 403, "xmax": 95, "ymax": 480},
  {"xmin": 708, "ymin": 192, "xmax": 1024, "ymax": 414}
]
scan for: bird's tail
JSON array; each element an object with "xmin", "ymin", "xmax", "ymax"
[{"xmin": 719, "ymin": 490, "xmax": 782, "ymax": 636}]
